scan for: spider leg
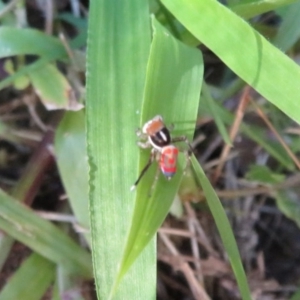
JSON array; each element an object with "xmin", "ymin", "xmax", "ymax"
[
  {"xmin": 136, "ymin": 129, "xmax": 151, "ymax": 149},
  {"xmin": 136, "ymin": 128, "xmax": 147, "ymax": 138},
  {"xmin": 137, "ymin": 140, "xmax": 151, "ymax": 149},
  {"xmin": 171, "ymin": 136, "xmax": 193, "ymax": 154},
  {"xmin": 167, "ymin": 123, "xmax": 174, "ymax": 131},
  {"xmin": 130, "ymin": 149, "xmax": 156, "ymax": 191}
]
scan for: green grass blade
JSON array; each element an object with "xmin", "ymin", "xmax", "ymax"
[
  {"xmin": 52, "ymin": 264, "xmax": 85, "ymax": 300},
  {"xmin": 202, "ymin": 82, "xmax": 232, "ymax": 146},
  {"xmin": 0, "ymin": 27, "xmax": 66, "ymax": 58},
  {"xmin": 230, "ymin": 0, "xmax": 298, "ymax": 19},
  {"xmin": 86, "ymin": 0, "xmax": 153, "ymax": 299},
  {"xmin": 273, "ymin": 2, "xmax": 300, "ymax": 51},
  {"xmin": 241, "ymin": 125, "xmax": 295, "ymax": 169},
  {"xmin": 191, "ymin": 156, "xmax": 251, "ymax": 300},
  {"xmin": 0, "ymin": 131, "xmax": 54, "ymax": 271},
  {"xmin": 0, "ymin": 28, "xmax": 68, "ymax": 92},
  {"xmin": 0, "ymin": 189, "xmax": 92, "ymax": 278},
  {"xmin": 116, "ymin": 17, "xmax": 203, "ymax": 287},
  {"xmin": 0, "ymin": 237, "xmax": 13, "ymax": 270},
  {"xmin": 199, "ymin": 95, "xmax": 295, "ymax": 169},
  {"xmin": 0, "ymin": 58, "xmax": 50, "ymax": 90},
  {"xmin": 0, "ymin": 253, "xmax": 55, "ymax": 300},
  {"xmin": 55, "ymin": 111, "xmax": 90, "ymax": 244},
  {"xmin": 57, "ymin": 13, "xmax": 87, "ymax": 48},
  {"xmin": 161, "ymin": 0, "xmax": 300, "ymax": 125}
]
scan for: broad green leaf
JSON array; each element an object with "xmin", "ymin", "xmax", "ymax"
[
  {"xmin": 55, "ymin": 111, "xmax": 90, "ymax": 244},
  {"xmin": 29, "ymin": 63, "xmax": 82, "ymax": 111},
  {"xmin": 116, "ymin": 17, "xmax": 203, "ymax": 289},
  {"xmin": 0, "ymin": 28, "xmax": 69, "ymax": 96},
  {"xmin": 0, "ymin": 189, "xmax": 92, "ymax": 278},
  {"xmin": 0, "ymin": 253, "xmax": 55, "ymax": 300},
  {"xmin": 161, "ymin": 0, "xmax": 300, "ymax": 125},
  {"xmin": 191, "ymin": 156, "xmax": 251, "ymax": 300},
  {"xmin": 86, "ymin": 0, "xmax": 153, "ymax": 299},
  {"xmin": 230, "ymin": 0, "xmax": 298, "ymax": 19},
  {"xmin": 0, "ymin": 27, "xmax": 66, "ymax": 59},
  {"xmin": 28, "ymin": 63, "xmax": 77, "ymax": 110}
]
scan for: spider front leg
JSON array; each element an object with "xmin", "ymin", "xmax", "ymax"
[
  {"xmin": 135, "ymin": 128, "xmax": 152, "ymax": 149},
  {"xmin": 135, "ymin": 127, "xmax": 145, "ymax": 138},
  {"xmin": 137, "ymin": 140, "xmax": 152, "ymax": 149}
]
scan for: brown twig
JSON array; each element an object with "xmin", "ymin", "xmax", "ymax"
[
  {"xmin": 212, "ymin": 86, "xmax": 251, "ymax": 184},
  {"xmin": 197, "ymin": 172, "xmax": 300, "ymax": 200},
  {"xmin": 158, "ymin": 231, "xmax": 211, "ymax": 300},
  {"xmin": 23, "ymin": 95, "xmax": 48, "ymax": 132},
  {"xmin": 251, "ymin": 99, "xmax": 300, "ymax": 170}
]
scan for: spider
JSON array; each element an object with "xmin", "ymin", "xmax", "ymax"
[{"xmin": 131, "ymin": 115, "xmax": 192, "ymax": 191}]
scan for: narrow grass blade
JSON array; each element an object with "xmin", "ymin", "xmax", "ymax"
[
  {"xmin": 0, "ymin": 58, "xmax": 50, "ymax": 90},
  {"xmin": 0, "ymin": 27, "xmax": 66, "ymax": 58},
  {"xmin": 0, "ymin": 189, "xmax": 92, "ymax": 278},
  {"xmin": 58, "ymin": 13, "xmax": 87, "ymax": 49},
  {"xmin": 0, "ymin": 131, "xmax": 54, "ymax": 271},
  {"xmin": 242, "ymin": 129, "xmax": 295, "ymax": 170},
  {"xmin": 230, "ymin": 0, "xmax": 298, "ymax": 19},
  {"xmin": 55, "ymin": 111, "xmax": 90, "ymax": 244},
  {"xmin": 0, "ymin": 253, "xmax": 55, "ymax": 300},
  {"xmin": 199, "ymin": 95, "xmax": 295, "ymax": 170},
  {"xmin": 116, "ymin": 17, "xmax": 203, "ymax": 287},
  {"xmin": 0, "ymin": 28, "xmax": 68, "ymax": 93},
  {"xmin": 161, "ymin": 0, "xmax": 300, "ymax": 125},
  {"xmin": 52, "ymin": 264, "xmax": 85, "ymax": 300},
  {"xmin": 191, "ymin": 156, "xmax": 252, "ymax": 300},
  {"xmin": 0, "ymin": 237, "xmax": 13, "ymax": 271},
  {"xmin": 202, "ymin": 82, "xmax": 232, "ymax": 146},
  {"xmin": 86, "ymin": 0, "xmax": 153, "ymax": 299},
  {"xmin": 273, "ymin": 2, "xmax": 300, "ymax": 52}
]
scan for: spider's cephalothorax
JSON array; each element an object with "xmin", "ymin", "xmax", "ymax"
[{"xmin": 142, "ymin": 115, "xmax": 171, "ymax": 149}]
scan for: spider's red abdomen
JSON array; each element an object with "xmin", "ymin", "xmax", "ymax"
[{"xmin": 160, "ymin": 145, "xmax": 179, "ymax": 179}]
